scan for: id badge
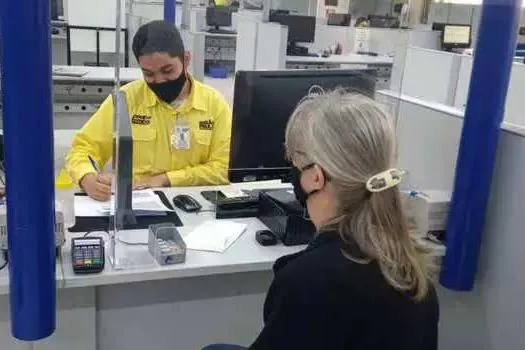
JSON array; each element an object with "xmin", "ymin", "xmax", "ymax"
[{"xmin": 171, "ymin": 120, "xmax": 191, "ymax": 150}]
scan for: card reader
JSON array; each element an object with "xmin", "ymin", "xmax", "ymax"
[{"xmin": 71, "ymin": 237, "xmax": 105, "ymax": 274}]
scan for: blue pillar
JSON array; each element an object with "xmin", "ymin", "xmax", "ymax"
[
  {"xmin": 0, "ymin": 0, "xmax": 56, "ymax": 341},
  {"xmin": 164, "ymin": 0, "xmax": 176, "ymax": 23},
  {"xmin": 440, "ymin": 0, "xmax": 521, "ymax": 291}
]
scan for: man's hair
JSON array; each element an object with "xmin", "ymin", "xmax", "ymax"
[{"xmin": 132, "ymin": 20, "xmax": 185, "ymax": 61}]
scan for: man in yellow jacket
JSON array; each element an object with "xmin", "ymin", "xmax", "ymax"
[{"xmin": 66, "ymin": 20, "xmax": 232, "ymax": 201}]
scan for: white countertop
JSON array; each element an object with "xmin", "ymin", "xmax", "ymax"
[
  {"xmin": 0, "ymin": 180, "xmax": 445, "ymax": 295},
  {"xmin": 286, "ymin": 53, "xmax": 394, "ymax": 65},
  {"xmin": 197, "ymin": 31, "xmax": 237, "ymax": 38},
  {"xmin": 0, "ymin": 181, "xmax": 304, "ymax": 295},
  {"xmin": 52, "ymin": 65, "xmax": 143, "ymax": 82}
]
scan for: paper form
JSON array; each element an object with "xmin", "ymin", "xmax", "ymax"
[
  {"xmin": 183, "ymin": 220, "xmax": 247, "ymax": 253},
  {"xmin": 75, "ymin": 189, "xmax": 173, "ymax": 217}
]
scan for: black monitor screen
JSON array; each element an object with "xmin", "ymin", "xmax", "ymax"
[
  {"xmin": 206, "ymin": 7, "xmax": 233, "ymax": 27},
  {"xmin": 269, "ymin": 9, "xmax": 290, "ymax": 17},
  {"xmin": 229, "ymin": 70, "xmax": 377, "ymax": 183},
  {"xmin": 432, "ymin": 22, "xmax": 446, "ymax": 32},
  {"xmin": 327, "ymin": 13, "xmax": 351, "ymax": 26},
  {"xmin": 368, "ymin": 15, "xmax": 399, "ymax": 28},
  {"xmin": 393, "ymin": 3, "xmax": 404, "ymax": 14},
  {"xmin": 270, "ymin": 14, "xmax": 316, "ymax": 43}
]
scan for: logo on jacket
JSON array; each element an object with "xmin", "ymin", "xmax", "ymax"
[
  {"xmin": 131, "ymin": 114, "xmax": 151, "ymax": 125},
  {"xmin": 199, "ymin": 119, "xmax": 214, "ymax": 130}
]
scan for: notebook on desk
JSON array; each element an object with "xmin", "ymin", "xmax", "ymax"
[{"xmin": 69, "ymin": 191, "xmax": 183, "ymax": 232}]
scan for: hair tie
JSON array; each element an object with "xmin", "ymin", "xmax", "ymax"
[{"xmin": 366, "ymin": 168, "xmax": 405, "ymax": 193}]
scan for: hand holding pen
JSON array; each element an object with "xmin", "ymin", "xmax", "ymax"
[{"xmin": 80, "ymin": 155, "xmax": 112, "ymax": 201}]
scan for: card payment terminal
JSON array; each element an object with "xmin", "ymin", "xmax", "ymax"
[{"xmin": 71, "ymin": 237, "xmax": 105, "ymax": 274}]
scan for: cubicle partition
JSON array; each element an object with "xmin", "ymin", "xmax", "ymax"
[
  {"xmin": 310, "ymin": 26, "xmax": 440, "ymax": 56},
  {"xmin": 235, "ymin": 20, "xmax": 288, "ymax": 72},
  {"xmin": 310, "ymin": 24, "xmax": 352, "ymax": 53},
  {"xmin": 396, "ymin": 47, "xmax": 525, "ymax": 129},
  {"xmin": 380, "ymin": 92, "xmax": 525, "ymax": 350},
  {"xmin": 392, "ymin": 47, "xmax": 461, "ymax": 106},
  {"xmin": 455, "ymin": 55, "xmax": 525, "ymax": 127}
]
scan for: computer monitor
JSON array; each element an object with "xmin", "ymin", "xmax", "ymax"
[
  {"xmin": 368, "ymin": 15, "xmax": 400, "ymax": 28},
  {"xmin": 206, "ymin": 6, "xmax": 234, "ymax": 29},
  {"xmin": 229, "ymin": 69, "xmax": 377, "ymax": 183},
  {"xmin": 269, "ymin": 14, "xmax": 316, "ymax": 44},
  {"xmin": 269, "ymin": 9, "xmax": 290, "ymax": 17},
  {"xmin": 327, "ymin": 13, "xmax": 351, "ymax": 27},
  {"xmin": 442, "ymin": 24, "xmax": 471, "ymax": 51}
]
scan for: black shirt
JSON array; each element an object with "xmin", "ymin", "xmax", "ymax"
[{"xmin": 249, "ymin": 231, "xmax": 439, "ymax": 350}]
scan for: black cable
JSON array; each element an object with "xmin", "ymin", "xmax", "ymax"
[{"xmin": 84, "ymin": 230, "xmax": 109, "ymax": 238}]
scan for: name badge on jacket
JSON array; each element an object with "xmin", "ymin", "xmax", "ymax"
[{"xmin": 171, "ymin": 120, "xmax": 190, "ymax": 150}]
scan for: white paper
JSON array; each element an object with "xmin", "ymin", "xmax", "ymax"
[
  {"xmin": 354, "ymin": 27, "xmax": 370, "ymax": 52},
  {"xmin": 183, "ymin": 220, "xmax": 247, "ymax": 253},
  {"xmin": 220, "ymin": 189, "xmax": 247, "ymax": 198},
  {"xmin": 52, "ymin": 67, "xmax": 88, "ymax": 77},
  {"xmin": 75, "ymin": 189, "xmax": 173, "ymax": 217},
  {"xmin": 74, "ymin": 195, "xmax": 107, "ymax": 217}
]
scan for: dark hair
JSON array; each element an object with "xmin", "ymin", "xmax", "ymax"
[{"xmin": 132, "ymin": 20, "xmax": 185, "ymax": 61}]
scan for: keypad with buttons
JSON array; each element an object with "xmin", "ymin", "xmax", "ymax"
[{"xmin": 71, "ymin": 237, "xmax": 105, "ymax": 274}]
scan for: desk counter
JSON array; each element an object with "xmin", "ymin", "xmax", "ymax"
[
  {"xmin": 0, "ymin": 182, "xmax": 445, "ymax": 350},
  {"xmin": 52, "ymin": 65, "xmax": 143, "ymax": 83},
  {"xmin": 0, "ymin": 182, "xmax": 302, "ymax": 295},
  {"xmin": 61, "ymin": 183, "xmax": 302, "ymax": 288},
  {"xmin": 0, "ymin": 182, "xmax": 304, "ymax": 350},
  {"xmin": 286, "ymin": 53, "xmax": 394, "ymax": 65}
]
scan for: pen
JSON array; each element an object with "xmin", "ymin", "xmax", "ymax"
[{"xmin": 88, "ymin": 155, "xmax": 101, "ymax": 173}]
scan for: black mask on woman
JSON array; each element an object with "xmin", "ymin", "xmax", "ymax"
[
  {"xmin": 290, "ymin": 164, "xmax": 319, "ymax": 207},
  {"xmin": 148, "ymin": 69, "xmax": 187, "ymax": 103}
]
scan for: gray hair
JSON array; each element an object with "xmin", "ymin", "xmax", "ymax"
[{"xmin": 285, "ymin": 89, "xmax": 435, "ymax": 300}]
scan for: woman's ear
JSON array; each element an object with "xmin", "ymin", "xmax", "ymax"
[{"xmin": 311, "ymin": 164, "xmax": 327, "ymax": 190}]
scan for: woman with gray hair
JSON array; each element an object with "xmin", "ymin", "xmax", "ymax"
[{"xmin": 204, "ymin": 90, "xmax": 439, "ymax": 350}]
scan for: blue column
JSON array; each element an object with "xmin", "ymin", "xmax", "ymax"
[
  {"xmin": 164, "ymin": 0, "xmax": 176, "ymax": 23},
  {"xmin": 440, "ymin": 0, "xmax": 521, "ymax": 291},
  {"xmin": 0, "ymin": 0, "xmax": 56, "ymax": 341}
]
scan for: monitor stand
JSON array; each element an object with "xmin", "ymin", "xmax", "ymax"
[{"xmin": 287, "ymin": 43, "xmax": 311, "ymax": 57}]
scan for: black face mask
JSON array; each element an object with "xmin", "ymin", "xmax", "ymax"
[
  {"xmin": 290, "ymin": 164, "xmax": 319, "ymax": 207},
  {"xmin": 147, "ymin": 70, "xmax": 187, "ymax": 103}
]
